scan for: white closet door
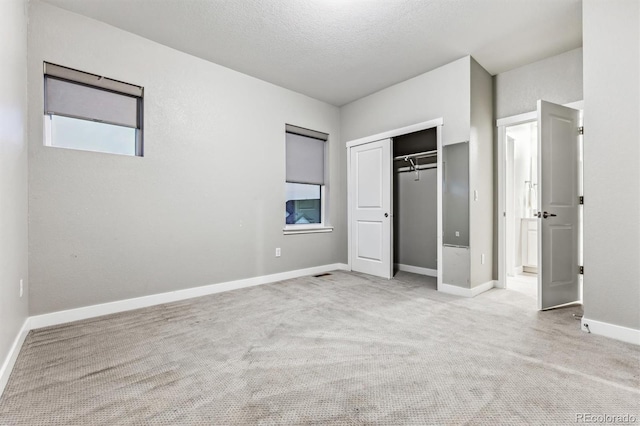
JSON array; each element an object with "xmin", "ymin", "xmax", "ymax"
[{"xmin": 349, "ymin": 139, "xmax": 393, "ymax": 279}]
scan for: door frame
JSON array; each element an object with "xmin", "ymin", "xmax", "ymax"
[
  {"xmin": 496, "ymin": 101, "xmax": 583, "ymax": 291},
  {"xmin": 346, "ymin": 117, "xmax": 443, "ymax": 290}
]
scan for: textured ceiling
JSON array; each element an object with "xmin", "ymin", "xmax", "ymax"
[{"xmin": 42, "ymin": 0, "xmax": 582, "ymax": 106}]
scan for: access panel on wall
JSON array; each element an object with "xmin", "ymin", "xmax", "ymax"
[{"xmin": 443, "ymin": 141, "xmax": 469, "ymax": 247}]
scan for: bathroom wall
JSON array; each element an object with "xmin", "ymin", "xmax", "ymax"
[{"xmin": 506, "ymin": 122, "xmax": 537, "ymax": 271}]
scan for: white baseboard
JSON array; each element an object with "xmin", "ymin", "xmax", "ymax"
[
  {"xmin": 29, "ymin": 263, "xmax": 349, "ymax": 330},
  {"xmin": 439, "ymin": 280, "xmax": 496, "ymax": 298},
  {"xmin": 395, "ymin": 264, "xmax": 437, "ymax": 277},
  {"xmin": 0, "ymin": 318, "xmax": 30, "ymax": 398},
  {"xmin": 470, "ymin": 280, "xmax": 496, "ymax": 297},
  {"xmin": 581, "ymin": 317, "xmax": 640, "ymax": 346}
]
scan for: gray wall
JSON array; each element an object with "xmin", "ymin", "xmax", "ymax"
[
  {"xmin": 394, "ymin": 166, "xmax": 438, "ymax": 271},
  {"xmin": 492, "ymin": 47, "xmax": 584, "ymax": 279},
  {"xmin": 494, "ymin": 48, "xmax": 583, "ymax": 119},
  {"xmin": 341, "ymin": 57, "xmax": 472, "ymax": 287},
  {"xmin": 442, "ymin": 142, "xmax": 471, "ymax": 284},
  {"xmin": 341, "ymin": 57, "xmax": 471, "ymax": 146},
  {"xmin": 469, "ymin": 58, "xmax": 494, "ymax": 287},
  {"xmin": 341, "ymin": 56, "xmax": 494, "ymax": 289},
  {"xmin": 442, "ymin": 246, "xmax": 470, "ymax": 287},
  {"xmin": 28, "ymin": 1, "xmax": 346, "ymax": 315},
  {"xmin": 0, "ymin": 0, "xmax": 29, "ymax": 378},
  {"xmin": 442, "ymin": 142, "xmax": 470, "ymax": 247},
  {"xmin": 582, "ymin": 0, "xmax": 640, "ymax": 330}
]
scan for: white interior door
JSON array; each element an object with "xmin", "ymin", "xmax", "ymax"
[
  {"xmin": 349, "ymin": 138, "xmax": 393, "ymax": 279},
  {"xmin": 537, "ymin": 100, "xmax": 580, "ymax": 310}
]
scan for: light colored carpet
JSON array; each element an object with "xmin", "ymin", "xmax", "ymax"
[{"xmin": 0, "ymin": 271, "xmax": 638, "ymax": 425}]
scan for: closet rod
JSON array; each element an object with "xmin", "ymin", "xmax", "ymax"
[
  {"xmin": 397, "ymin": 163, "xmax": 437, "ymax": 172},
  {"xmin": 393, "ymin": 149, "xmax": 437, "ymax": 161}
]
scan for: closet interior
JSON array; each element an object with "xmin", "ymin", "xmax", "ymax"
[{"xmin": 392, "ymin": 128, "xmax": 438, "ymax": 277}]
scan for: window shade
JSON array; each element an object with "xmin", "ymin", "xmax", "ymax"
[
  {"xmin": 285, "ymin": 124, "xmax": 328, "ymax": 141},
  {"xmin": 286, "ymin": 132, "xmax": 326, "ymax": 185},
  {"xmin": 44, "ymin": 62, "xmax": 143, "ymax": 97},
  {"xmin": 45, "ymin": 77, "xmax": 139, "ymax": 129}
]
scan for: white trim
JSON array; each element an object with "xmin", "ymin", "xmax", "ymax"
[
  {"xmin": 283, "ymin": 225, "xmax": 333, "ymax": 235},
  {"xmin": 345, "ymin": 118, "xmax": 443, "ymax": 148},
  {"xmin": 564, "ymin": 100, "xmax": 584, "ymax": 111},
  {"xmin": 511, "ymin": 266, "xmax": 524, "ymax": 276},
  {"xmin": 581, "ymin": 317, "xmax": 640, "ymax": 346},
  {"xmin": 496, "ymin": 101, "xmax": 585, "ymax": 128},
  {"xmin": 496, "ymin": 111, "xmax": 537, "ymax": 128},
  {"xmin": 497, "ymin": 122, "xmax": 506, "ymax": 289},
  {"xmin": 469, "ymin": 280, "xmax": 496, "ymax": 297},
  {"xmin": 439, "ymin": 280, "xmax": 496, "ymax": 298},
  {"xmin": 29, "ymin": 263, "xmax": 349, "ymax": 330},
  {"xmin": 395, "ymin": 264, "xmax": 437, "ymax": 277},
  {"xmin": 0, "ymin": 318, "xmax": 30, "ymax": 398},
  {"xmin": 43, "ymin": 114, "xmax": 52, "ymax": 146},
  {"xmin": 346, "ymin": 143, "xmax": 352, "ymax": 270},
  {"xmin": 436, "ymin": 125, "xmax": 443, "ymax": 292}
]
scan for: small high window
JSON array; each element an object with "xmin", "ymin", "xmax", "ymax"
[
  {"xmin": 285, "ymin": 125, "xmax": 330, "ymax": 233},
  {"xmin": 43, "ymin": 62, "xmax": 143, "ymax": 156}
]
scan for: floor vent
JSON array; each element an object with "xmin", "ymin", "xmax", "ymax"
[{"xmin": 313, "ymin": 273, "xmax": 332, "ymax": 278}]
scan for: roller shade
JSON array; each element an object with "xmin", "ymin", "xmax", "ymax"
[
  {"xmin": 285, "ymin": 124, "xmax": 328, "ymax": 141},
  {"xmin": 286, "ymin": 132, "xmax": 326, "ymax": 185},
  {"xmin": 44, "ymin": 62, "xmax": 143, "ymax": 97},
  {"xmin": 45, "ymin": 77, "xmax": 140, "ymax": 129}
]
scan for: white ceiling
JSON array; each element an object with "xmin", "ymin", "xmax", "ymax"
[{"xmin": 42, "ymin": 0, "xmax": 582, "ymax": 106}]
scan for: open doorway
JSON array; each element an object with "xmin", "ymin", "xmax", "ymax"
[
  {"xmin": 497, "ymin": 101, "xmax": 584, "ymax": 310},
  {"xmin": 505, "ymin": 121, "xmax": 538, "ymax": 299},
  {"xmin": 392, "ymin": 128, "xmax": 438, "ymax": 288},
  {"xmin": 347, "ymin": 118, "xmax": 443, "ymax": 290}
]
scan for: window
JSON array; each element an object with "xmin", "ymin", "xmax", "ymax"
[
  {"xmin": 285, "ymin": 125, "xmax": 331, "ymax": 234},
  {"xmin": 43, "ymin": 62, "xmax": 143, "ymax": 156}
]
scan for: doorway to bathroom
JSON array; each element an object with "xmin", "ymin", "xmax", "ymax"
[
  {"xmin": 505, "ymin": 121, "xmax": 538, "ymax": 299},
  {"xmin": 497, "ymin": 100, "xmax": 584, "ymax": 310}
]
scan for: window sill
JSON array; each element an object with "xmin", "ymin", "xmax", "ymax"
[{"xmin": 283, "ymin": 225, "xmax": 334, "ymax": 235}]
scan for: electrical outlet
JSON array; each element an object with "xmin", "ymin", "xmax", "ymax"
[
  {"xmin": 455, "ymin": 231, "xmax": 460, "ymax": 237},
  {"xmin": 275, "ymin": 248, "xmax": 281, "ymax": 257},
  {"xmin": 19, "ymin": 279, "xmax": 23, "ymax": 298},
  {"xmin": 481, "ymin": 254, "xmax": 485, "ymax": 265}
]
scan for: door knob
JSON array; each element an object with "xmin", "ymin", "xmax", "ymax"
[
  {"xmin": 542, "ymin": 211, "xmax": 557, "ymax": 219},
  {"xmin": 384, "ymin": 213, "xmax": 389, "ymax": 217}
]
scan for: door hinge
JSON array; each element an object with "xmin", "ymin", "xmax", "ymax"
[
  {"xmin": 579, "ymin": 196, "xmax": 584, "ymax": 205},
  {"xmin": 578, "ymin": 126, "xmax": 584, "ymax": 135},
  {"xmin": 579, "ymin": 266, "xmax": 584, "ymax": 275}
]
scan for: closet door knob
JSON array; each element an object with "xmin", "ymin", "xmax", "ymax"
[
  {"xmin": 384, "ymin": 213, "xmax": 389, "ymax": 218},
  {"xmin": 542, "ymin": 211, "xmax": 557, "ymax": 219}
]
